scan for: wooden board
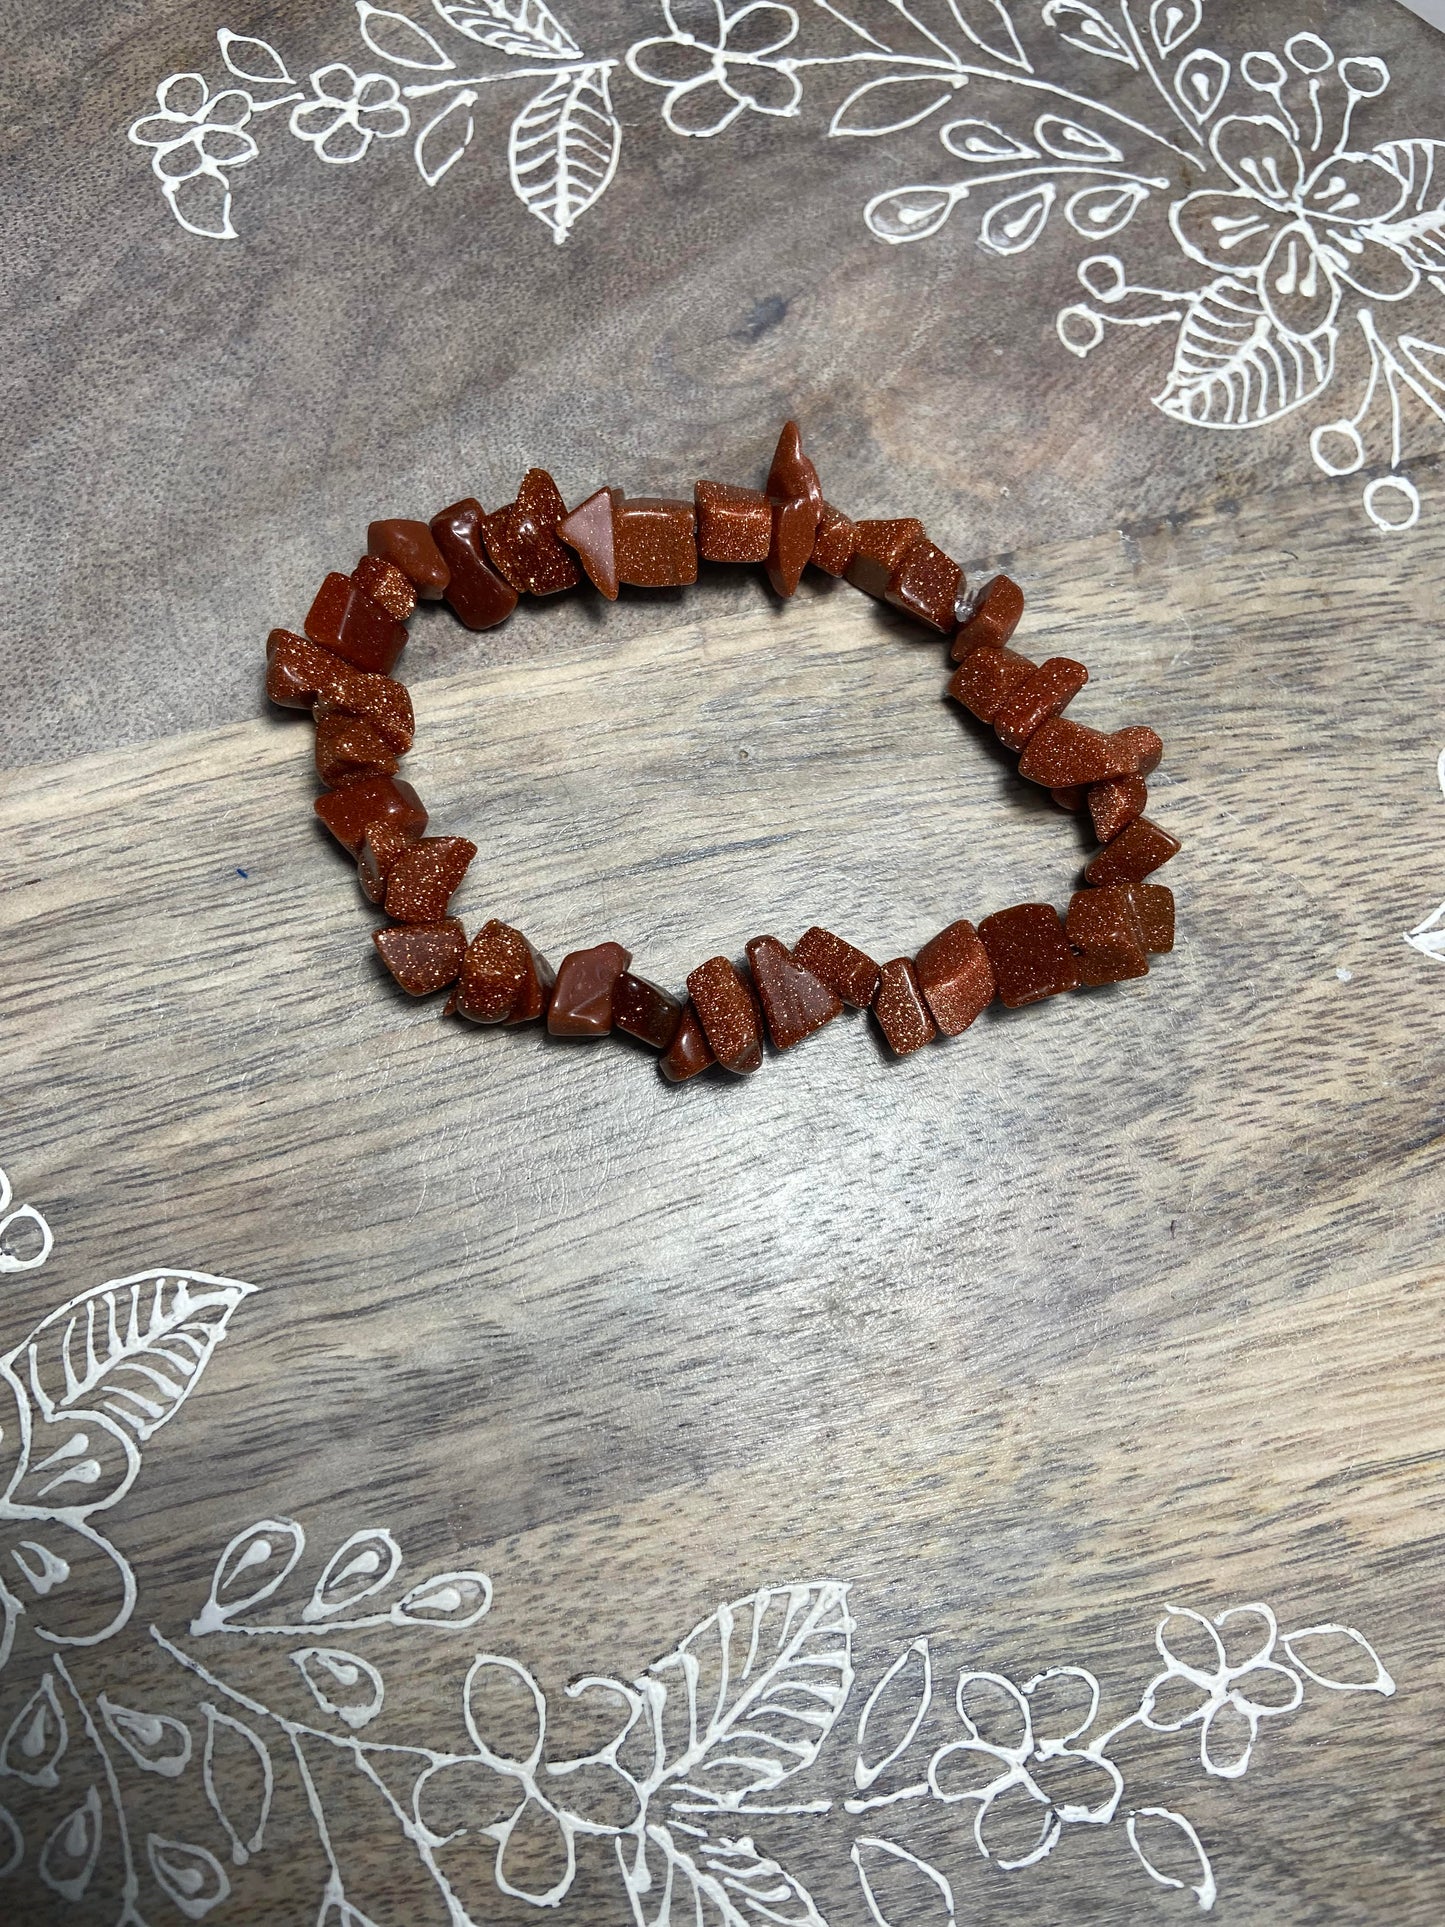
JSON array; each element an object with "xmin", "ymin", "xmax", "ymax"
[{"xmin": 4, "ymin": 1, "xmax": 1445, "ymax": 1922}]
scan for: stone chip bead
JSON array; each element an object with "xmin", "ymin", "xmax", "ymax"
[
  {"xmin": 315, "ymin": 712, "xmax": 398, "ymax": 788},
  {"xmin": 315, "ymin": 774, "xmax": 427, "ymax": 857},
  {"xmin": 1125, "ymin": 882, "xmax": 1175, "ymax": 952},
  {"xmin": 353, "ymin": 554, "xmax": 416, "ymax": 622},
  {"xmin": 358, "ymin": 819, "xmax": 415, "ymax": 904},
  {"xmin": 483, "ymin": 468, "xmax": 581, "ymax": 596},
  {"xmin": 951, "ymin": 574, "xmax": 1024, "ymax": 660},
  {"xmin": 614, "ymin": 972, "xmax": 684, "ymax": 1051},
  {"xmin": 614, "ymin": 496, "xmax": 699, "ymax": 588},
  {"xmin": 1087, "ymin": 773, "xmax": 1148, "ymax": 844},
  {"xmin": 885, "ymin": 538, "xmax": 963, "ymax": 634},
  {"xmin": 766, "ymin": 419, "xmax": 823, "ymax": 512},
  {"xmin": 368, "ymin": 518, "xmax": 450, "ymax": 599},
  {"xmin": 766, "ymin": 495, "xmax": 820, "ymax": 598},
  {"xmin": 660, "ymin": 1003, "xmax": 716, "ymax": 1082},
  {"xmin": 1017, "ymin": 719, "xmax": 1146, "ymax": 788},
  {"xmin": 429, "ymin": 499, "xmax": 519, "ymax": 630},
  {"xmin": 556, "ymin": 487, "xmax": 620, "ymax": 598},
  {"xmin": 384, "ymin": 836, "xmax": 477, "ymax": 923},
  {"xmin": 449, "ymin": 919, "xmax": 555, "ymax": 1024},
  {"xmin": 1066, "ymin": 886, "xmax": 1149, "ymax": 987},
  {"xmin": 914, "ymin": 919, "xmax": 996, "ymax": 1035},
  {"xmin": 872, "ymin": 957, "xmax": 936, "ymax": 1056},
  {"xmin": 686, "ymin": 956, "xmax": 763, "ymax": 1074},
  {"xmin": 1112, "ymin": 725, "xmax": 1163, "ymax": 776},
  {"xmin": 992, "ymin": 658, "xmax": 1089, "ymax": 752},
  {"xmin": 548, "ymin": 941, "xmax": 632, "ymax": 1038},
  {"xmin": 304, "ymin": 572, "xmax": 408, "ymax": 676},
  {"xmin": 846, "ymin": 519, "xmax": 925, "ymax": 599},
  {"xmin": 977, "ymin": 903, "xmax": 1082, "ymax": 1008},
  {"xmin": 791, "ymin": 926, "xmax": 880, "ymax": 1009},
  {"xmin": 373, "ymin": 919, "xmax": 467, "ymax": 997},
  {"xmin": 265, "ymin": 631, "xmax": 415, "ymax": 753},
  {"xmin": 1085, "ymin": 816, "xmax": 1181, "ymax": 886},
  {"xmin": 745, "ymin": 936, "xmax": 843, "ymax": 1050},
  {"xmin": 948, "ymin": 644, "xmax": 1037, "ymax": 724},
  {"xmin": 810, "ymin": 504, "xmax": 858, "ymax": 577},
  {"xmin": 695, "ymin": 482, "xmax": 773, "ymax": 564}
]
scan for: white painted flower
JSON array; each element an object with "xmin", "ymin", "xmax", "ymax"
[
  {"xmin": 127, "ymin": 73, "xmax": 258, "ymax": 184},
  {"xmin": 927, "ymin": 1666, "xmax": 1122, "ymax": 1869},
  {"xmin": 289, "ymin": 64, "xmax": 409, "ymax": 165},
  {"xmin": 1137, "ymin": 1603, "xmax": 1303, "ymax": 1778},
  {"xmin": 628, "ymin": 0, "xmax": 801, "ymax": 138},
  {"xmin": 1171, "ymin": 113, "xmax": 1416, "ymax": 337}
]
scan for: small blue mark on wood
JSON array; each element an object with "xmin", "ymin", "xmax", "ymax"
[{"xmin": 236, "ymin": 868, "xmax": 249, "ymax": 878}]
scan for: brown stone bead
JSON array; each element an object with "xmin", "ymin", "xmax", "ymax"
[
  {"xmin": 766, "ymin": 495, "xmax": 820, "ymax": 598},
  {"xmin": 1126, "ymin": 883, "xmax": 1175, "ymax": 953},
  {"xmin": 846, "ymin": 518, "xmax": 926, "ymax": 599},
  {"xmin": 482, "ymin": 468, "xmax": 581, "ymax": 596},
  {"xmin": 745, "ymin": 936, "xmax": 843, "ymax": 1051},
  {"xmin": 358, "ymin": 819, "xmax": 414, "ymax": 904},
  {"xmin": 660, "ymin": 1003, "xmax": 716, "ymax": 1082},
  {"xmin": 977, "ymin": 904, "xmax": 1082, "ymax": 1007},
  {"xmin": 885, "ymin": 538, "xmax": 964, "ymax": 634},
  {"xmin": 993, "ymin": 658, "xmax": 1089, "ymax": 752},
  {"xmin": 1066, "ymin": 886, "xmax": 1149, "ymax": 987},
  {"xmin": 304, "ymin": 572, "xmax": 408, "ymax": 676},
  {"xmin": 1110, "ymin": 725, "xmax": 1164, "ymax": 776},
  {"xmin": 765, "ymin": 420, "xmax": 823, "ymax": 512},
  {"xmin": 368, "ymin": 518, "xmax": 450, "ymax": 600},
  {"xmin": 266, "ymin": 631, "xmax": 415, "ymax": 753},
  {"xmin": 373, "ymin": 919, "xmax": 467, "ymax": 996},
  {"xmin": 556, "ymin": 487, "xmax": 620, "ymax": 599},
  {"xmin": 429, "ymin": 499, "xmax": 519, "ymax": 630},
  {"xmin": 615, "ymin": 497, "xmax": 698, "ymax": 588},
  {"xmin": 614, "ymin": 972, "xmax": 684, "ymax": 1050},
  {"xmin": 810, "ymin": 503, "xmax": 858, "ymax": 577},
  {"xmin": 547, "ymin": 941, "xmax": 632, "ymax": 1038},
  {"xmin": 686, "ymin": 956, "xmax": 763, "ymax": 1074},
  {"xmin": 1087, "ymin": 774, "xmax": 1148, "ymax": 843},
  {"xmin": 695, "ymin": 481, "xmax": 772, "ymax": 564},
  {"xmin": 872, "ymin": 957, "xmax": 937, "ymax": 1056},
  {"xmin": 450, "ymin": 919, "xmax": 555, "ymax": 1025},
  {"xmin": 315, "ymin": 774, "xmax": 427, "ymax": 857},
  {"xmin": 315, "ymin": 712, "xmax": 398, "ymax": 788},
  {"xmin": 951, "ymin": 574, "xmax": 1025, "ymax": 660},
  {"xmin": 1085, "ymin": 816, "xmax": 1181, "ymax": 887},
  {"xmin": 791, "ymin": 926, "xmax": 880, "ymax": 1009},
  {"xmin": 353, "ymin": 554, "xmax": 416, "ymax": 622},
  {"xmin": 914, "ymin": 919, "xmax": 996, "ymax": 1035},
  {"xmin": 1016, "ymin": 718, "xmax": 1142, "ymax": 788},
  {"xmin": 1051, "ymin": 786, "xmax": 1086, "ymax": 812},
  {"xmin": 384, "ymin": 836, "xmax": 477, "ymax": 923},
  {"xmin": 947, "ymin": 644, "xmax": 1036, "ymax": 724}
]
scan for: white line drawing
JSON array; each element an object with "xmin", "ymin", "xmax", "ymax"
[
  {"xmin": 1405, "ymin": 747, "xmax": 1445, "ymax": 959},
  {"xmin": 0, "ymin": 1167, "xmax": 53, "ymax": 1276}
]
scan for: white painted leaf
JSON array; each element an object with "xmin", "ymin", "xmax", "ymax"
[
  {"xmin": 1066, "ymin": 181, "xmax": 1150, "ymax": 237},
  {"xmin": 852, "ymin": 1836, "xmax": 954, "ymax": 1924},
  {"xmin": 1153, "ymin": 276, "xmax": 1334, "ymax": 426},
  {"xmin": 414, "ymin": 89, "xmax": 477, "ymax": 187},
  {"xmin": 392, "ymin": 1568, "xmax": 492, "ymax": 1625},
  {"xmin": 1281, "ymin": 1624, "xmax": 1395, "ymax": 1695},
  {"xmin": 164, "ymin": 173, "xmax": 239, "ymax": 241},
  {"xmin": 941, "ymin": 119, "xmax": 1037, "ymax": 163},
  {"xmin": 1175, "ymin": 48, "xmax": 1230, "ymax": 122},
  {"xmin": 38, "ymin": 1786, "xmax": 102, "ymax": 1902},
  {"xmin": 646, "ymin": 1581, "xmax": 853, "ymax": 1807},
  {"xmin": 293, "ymin": 1647, "xmax": 385, "ymax": 1729},
  {"xmin": 201, "ymin": 1702, "xmax": 273, "ymax": 1865},
  {"xmin": 623, "ymin": 1824, "xmax": 826, "ymax": 1927},
  {"xmin": 945, "ymin": 0, "xmax": 1030, "ymax": 71},
  {"xmin": 357, "ymin": 3, "xmax": 455, "ymax": 70},
  {"xmin": 435, "ymin": 0, "xmax": 580, "ymax": 59},
  {"xmin": 0, "ymin": 1677, "xmax": 68, "ymax": 1787},
  {"xmin": 305, "ymin": 1528, "xmax": 403, "ymax": 1620},
  {"xmin": 979, "ymin": 183, "xmax": 1056, "ymax": 254},
  {"xmin": 217, "ymin": 29, "xmax": 294, "ymax": 86},
  {"xmin": 1034, "ymin": 113, "xmax": 1122, "ymax": 163},
  {"xmin": 5, "ymin": 1404, "xmax": 137, "ymax": 1512},
  {"xmin": 148, "ymin": 1835, "xmax": 231, "ymax": 1919},
  {"xmin": 1041, "ymin": 1, "xmax": 1138, "ymax": 66},
  {"xmin": 1150, "ymin": 0, "xmax": 1201, "ymax": 58},
  {"xmin": 830, "ymin": 76, "xmax": 958, "ymax": 138},
  {"xmin": 509, "ymin": 64, "xmax": 621, "ymax": 244},
  {"xmin": 854, "ymin": 1639, "xmax": 931, "ymax": 1789},
  {"xmin": 1371, "ymin": 140, "xmax": 1445, "ymax": 274},
  {"xmin": 5, "ymin": 1270, "xmax": 255, "ymax": 1441},
  {"xmin": 1127, "ymin": 1807, "xmax": 1217, "ymax": 1911},
  {"xmin": 865, "ymin": 184, "xmax": 960, "ymax": 243},
  {"xmin": 98, "ymin": 1696, "xmax": 191, "ymax": 1777},
  {"xmin": 193, "ymin": 1518, "xmax": 305, "ymax": 1632},
  {"xmin": 0, "ymin": 1800, "xmax": 20, "ymax": 1877}
]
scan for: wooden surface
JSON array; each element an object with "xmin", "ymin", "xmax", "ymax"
[{"xmin": 4, "ymin": 2, "xmax": 1445, "ymax": 1923}]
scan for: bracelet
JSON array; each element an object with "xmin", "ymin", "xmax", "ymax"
[{"xmin": 265, "ymin": 422, "xmax": 1179, "ymax": 1083}]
